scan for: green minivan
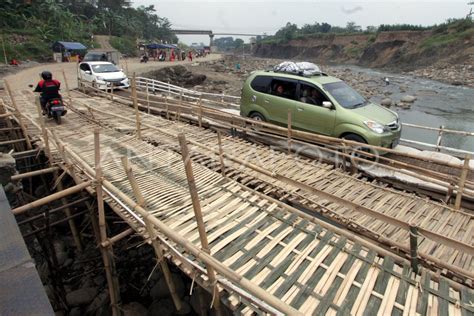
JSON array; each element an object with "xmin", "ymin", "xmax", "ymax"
[{"xmin": 240, "ymin": 69, "xmax": 401, "ymax": 148}]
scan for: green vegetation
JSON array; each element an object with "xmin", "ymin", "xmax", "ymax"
[
  {"xmin": 264, "ymin": 18, "xmax": 473, "ymax": 45},
  {"xmin": 109, "ymin": 36, "xmax": 138, "ymax": 57},
  {"xmin": 0, "ymin": 0, "xmax": 177, "ymax": 61},
  {"xmin": 214, "ymin": 37, "xmax": 245, "ymax": 51}
]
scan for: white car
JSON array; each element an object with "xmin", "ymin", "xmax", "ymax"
[{"xmin": 78, "ymin": 61, "xmax": 129, "ymax": 90}]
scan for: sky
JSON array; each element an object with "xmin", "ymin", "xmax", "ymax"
[{"xmin": 132, "ymin": 1, "xmax": 472, "ymax": 44}]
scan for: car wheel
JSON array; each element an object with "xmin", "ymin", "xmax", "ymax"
[
  {"xmin": 342, "ymin": 133, "xmax": 366, "ymax": 144},
  {"xmin": 249, "ymin": 112, "xmax": 266, "ymax": 122}
]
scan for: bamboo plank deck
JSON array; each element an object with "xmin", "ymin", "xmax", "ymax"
[
  {"xmin": 3, "ymin": 90, "xmax": 474, "ymax": 315},
  {"xmin": 42, "ymin": 92, "xmax": 474, "ymax": 275}
]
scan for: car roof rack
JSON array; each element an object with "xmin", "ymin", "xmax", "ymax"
[{"xmin": 271, "ymin": 61, "xmax": 325, "ymax": 77}]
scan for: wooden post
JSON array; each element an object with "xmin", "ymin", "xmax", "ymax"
[
  {"xmin": 287, "ymin": 109, "xmax": 292, "ymax": 154},
  {"xmin": 436, "ymin": 125, "xmax": 444, "ymax": 152},
  {"xmin": 61, "ymin": 69, "xmax": 72, "ymax": 105},
  {"xmin": 131, "ymin": 73, "xmax": 142, "ymax": 140},
  {"xmin": 198, "ymin": 95, "xmax": 203, "ymax": 128},
  {"xmin": 178, "ymin": 134, "xmax": 223, "ymax": 316},
  {"xmin": 94, "ymin": 129, "xmax": 121, "ymax": 316},
  {"xmin": 217, "ymin": 131, "xmax": 226, "ymax": 177},
  {"xmin": 4, "ymin": 80, "xmax": 32, "ymax": 150},
  {"xmin": 146, "ymin": 81, "xmax": 150, "ymax": 114},
  {"xmin": 179, "ymin": 90, "xmax": 183, "ymax": 108},
  {"xmin": 455, "ymin": 154, "xmax": 471, "ymax": 210},
  {"xmin": 409, "ymin": 225, "xmax": 419, "ymax": 274},
  {"xmin": 34, "ymin": 97, "xmax": 52, "ymax": 160},
  {"xmin": 110, "ymin": 84, "xmax": 114, "ymax": 101},
  {"xmin": 167, "ymin": 81, "xmax": 171, "ymax": 97}
]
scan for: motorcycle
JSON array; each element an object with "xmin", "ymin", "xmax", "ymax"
[
  {"xmin": 45, "ymin": 98, "xmax": 66, "ymax": 125},
  {"xmin": 29, "ymin": 84, "xmax": 67, "ymax": 125}
]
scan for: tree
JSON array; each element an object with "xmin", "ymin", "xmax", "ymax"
[
  {"xmin": 234, "ymin": 38, "xmax": 244, "ymax": 48},
  {"xmin": 275, "ymin": 22, "xmax": 298, "ymax": 40},
  {"xmin": 345, "ymin": 21, "xmax": 362, "ymax": 33}
]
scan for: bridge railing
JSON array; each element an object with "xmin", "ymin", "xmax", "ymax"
[{"xmin": 135, "ymin": 76, "xmax": 240, "ymax": 109}]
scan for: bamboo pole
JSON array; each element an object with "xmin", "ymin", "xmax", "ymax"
[
  {"xmin": 217, "ymin": 131, "xmax": 226, "ymax": 177},
  {"xmin": 11, "ymin": 166, "xmax": 59, "ymax": 181},
  {"xmin": 131, "ymin": 73, "xmax": 142, "ymax": 140},
  {"xmin": 34, "ymin": 97, "xmax": 52, "ymax": 160},
  {"xmin": 56, "ymin": 176, "xmax": 83, "ymax": 252},
  {"xmin": 198, "ymin": 95, "xmax": 202, "ymax": 128},
  {"xmin": 0, "ymin": 138, "xmax": 26, "ymax": 146},
  {"xmin": 4, "ymin": 80, "xmax": 32, "ymax": 150},
  {"xmin": 61, "ymin": 69, "xmax": 72, "ymax": 105},
  {"xmin": 455, "ymin": 154, "xmax": 471, "ymax": 210},
  {"xmin": 146, "ymin": 81, "xmax": 150, "ymax": 114},
  {"xmin": 409, "ymin": 225, "xmax": 419, "ymax": 274},
  {"xmin": 436, "ymin": 125, "xmax": 444, "ymax": 152},
  {"xmin": 101, "ymin": 228, "xmax": 134, "ymax": 247},
  {"xmin": 94, "ymin": 129, "xmax": 121, "ymax": 316},
  {"xmin": 12, "ymin": 181, "xmax": 92, "ymax": 215},
  {"xmin": 287, "ymin": 109, "xmax": 292, "ymax": 154},
  {"xmin": 178, "ymin": 133, "xmax": 224, "ymax": 316}
]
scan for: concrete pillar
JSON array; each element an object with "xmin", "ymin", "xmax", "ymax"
[{"xmin": 209, "ymin": 34, "xmax": 214, "ymax": 47}]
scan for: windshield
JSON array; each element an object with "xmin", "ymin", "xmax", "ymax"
[
  {"xmin": 323, "ymin": 81, "xmax": 367, "ymax": 109},
  {"xmin": 92, "ymin": 64, "xmax": 119, "ymax": 73}
]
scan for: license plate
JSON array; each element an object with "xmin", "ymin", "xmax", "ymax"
[
  {"xmin": 113, "ymin": 82, "xmax": 122, "ymax": 86},
  {"xmin": 51, "ymin": 106, "xmax": 64, "ymax": 111}
]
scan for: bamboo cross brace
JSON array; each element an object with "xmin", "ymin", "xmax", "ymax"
[
  {"xmin": 178, "ymin": 133, "xmax": 224, "ymax": 316},
  {"xmin": 4, "ymin": 80, "xmax": 32, "ymax": 149},
  {"xmin": 455, "ymin": 154, "xmax": 471, "ymax": 210}
]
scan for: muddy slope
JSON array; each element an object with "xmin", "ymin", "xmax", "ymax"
[{"xmin": 253, "ymin": 30, "xmax": 473, "ymax": 71}]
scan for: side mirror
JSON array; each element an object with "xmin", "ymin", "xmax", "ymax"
[
  {"xmin": 28, "ymin": 84, "xmax": 33, "ymax": 88},
  {"xmin": 85, "ymin": 70, "xmax": 91, "ymax": 75},
  {"xmin": 322, "ymin": 101, "xmax": 333, "ymax": 109}
]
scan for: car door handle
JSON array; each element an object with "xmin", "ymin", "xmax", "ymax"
[
  {"xmin": 264, "ymin": 99, "xmax": 269, "ymax": 103},
  {"xmin": 298, "ymin": 108, "xmax": 304, "ymax": 112}
]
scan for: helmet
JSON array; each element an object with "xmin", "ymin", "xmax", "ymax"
[{"xmin": 41, "ymin": 71, "xmax": 52, "ymax": 80}]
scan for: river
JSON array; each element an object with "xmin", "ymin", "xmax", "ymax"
[{"xmin": 335, "ymin": 66, "xmax": 474, "ymax": 153}]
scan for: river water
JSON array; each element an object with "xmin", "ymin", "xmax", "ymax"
[{"xmin": 337, "ymin": 66, "xmax": 474, "ymax": 153}]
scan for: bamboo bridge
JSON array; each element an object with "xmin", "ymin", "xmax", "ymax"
[{"xmin": 0, "ymin": 77, "xmax": 473, "ymax": 315}]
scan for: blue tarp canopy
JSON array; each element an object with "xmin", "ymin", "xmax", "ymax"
[
  {"xmin": 146, "ymin": 43, "xmax": 177, "ymax": 49},
  {"xmin": 52, "ymin": 41, "xmax": 87, "ymax": 52}
]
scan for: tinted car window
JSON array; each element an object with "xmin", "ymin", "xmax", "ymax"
[
  {"xmin": 250, "ymin": 75, "xmax": 272, "ymax": 93},
  {"xmin": 271, "ymin": 79, "xmax": 297, "ymax": 100},
  {"xmin": 299, "ymin": 83, "xmax": 328, "ymax": 106},
  {"xmin": 80, "ymin": 63, "xmax": 90, "ymax": 71}
]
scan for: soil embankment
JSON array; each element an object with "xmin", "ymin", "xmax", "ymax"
[{"xmin": 254, "ymin": 30, "xmax": 474, "ymax": 87}]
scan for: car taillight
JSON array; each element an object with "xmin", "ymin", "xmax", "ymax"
[{"xmin": 53, "ymin": 100, "xmax": 60, "ymax": 104}]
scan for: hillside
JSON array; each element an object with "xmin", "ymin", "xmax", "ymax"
[{"xmin": 254, "ymin": 22, "xmax": 474, "ymax": 86}]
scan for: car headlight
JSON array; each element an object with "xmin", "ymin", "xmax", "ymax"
[
  {"xmin": 364, "ymin": 120, "xmax": 386, "ymax": 134},
  {"xmin": 96, "ymin": 76, "xmax": 105, "ymax": 82}
]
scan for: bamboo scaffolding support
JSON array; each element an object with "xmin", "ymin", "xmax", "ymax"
[
  {"xmin": 455, "ymin": 154, "xmax": 471, "ymax": 209},
  {"xmin": 287, "ymin": 109, "xmax": 292, "ymax": 154},
  {"xmin": 101, "ymin": 228, "xmax": 134, "ymax": 247},
  {"xmin": 62, "ymin": 69, "xmax": 72, "ymax": 105},
  {"xmin": 22, "ymin": 210, "xmax": 88, "ymax": 238},
  {"xmin": 131, "ymin": 73, "xmax": 142, "ymax": 140},
  {"xmin": 12, "ymin": 181, "xmax": 92, "ymax": 215},
  {"xmin": 409, "ymin": 225, "xmax": 419, "ymax": 274},
  {"xmin": 4, "ymin": 80, "xmax": 32, "ymax": 150},
  {"xmin": 56, "ymin": 176, "xmax": 83, "ymax": 252},
  {"xmin": 58, "ymin": 140, "xmax": 301, "ymax": 315},
  {"xmin": 0, "ymin": 138, "xmax": 27, "ymax": 146},
  {"xmin": 94, "ymin": 129, "xmax": 121, "ymax": 316},
  {"xmin": 217, "ymin": 131, "xmax": 226, "ymax": 177},
  {"xmin": 0, "ymin": 112, "xmax": 13, "ymax": 118},
  {"xmin": 34, "ymin": 97, "xmax": 52, "ymax": 160},
  {"xmin": 178, "ymin": 133, "xmax": 224, "ymax": 316},
  {"xmin": 198, "ymin": 95, "xmax": 203, "ymax": 128},
  {"xmin": 11, "ymin": 166, "xmax": 59, "ymax": 181},
  {"xmin": 0, "ymin": 127, "xmax": 21, "ymax": 132},
  {"xmin": 146, "ymin": 81, "xmax": 150, "ymax": 114}
]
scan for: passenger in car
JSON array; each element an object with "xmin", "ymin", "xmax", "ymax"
[
  {"xmin": 300, "ymin": 88, "xmax": 310, "ymax": 103},
  {"xmin": 307, "ymin": 89, "xmax": 324, "ymax": 106},
  {"xmin": 274, "ymin": 85, "xmax": 285, "ymax": 96}
]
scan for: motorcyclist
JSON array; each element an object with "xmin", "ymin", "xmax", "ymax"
[{"xmin": 33, "ymin": 71, "xmax": 61, "ymax": 115}]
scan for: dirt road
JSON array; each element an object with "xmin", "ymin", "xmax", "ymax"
[{"xmin": 2, "ymin": 54, "xmax": 222, "ymax": 91}]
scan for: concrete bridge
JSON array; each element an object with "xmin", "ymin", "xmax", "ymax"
[{"xmin": 171, "ymin": 29, "xmax": 267, "ymax": 46}]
